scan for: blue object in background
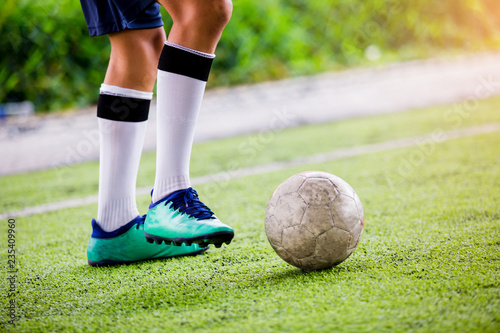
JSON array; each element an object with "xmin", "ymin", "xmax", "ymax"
[{"xmin": 0, "ymin": 101, "xmax": 35, "ymax": 119}]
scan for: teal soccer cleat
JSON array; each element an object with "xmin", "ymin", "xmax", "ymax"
[
  {"xmin": 144, "ymin": 188, "xmax": 234, "ymax": 248},
  {"xmin": 87, "ymin": 215, "xmax": 208, "ymax": 266}
]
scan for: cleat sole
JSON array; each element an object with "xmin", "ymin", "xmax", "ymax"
[
  {"xmin": 87, "ymin": 246, "xmax": 209, "ymax": 267},
  {"xmin": 144, "ymin": 230, "xmax": 234, "ymax": 248}
]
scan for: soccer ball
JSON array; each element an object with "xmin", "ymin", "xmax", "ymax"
[{"xmin": 265, "ymin": 171, "xmax": 364, "ymax": 271}]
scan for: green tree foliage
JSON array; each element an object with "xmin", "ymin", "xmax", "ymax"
[
  {"xmin": 1, "ymin": 0, "xmax": 500, "ymax": 112},
  {"xmin": 0, "ymin": 0, "xmax": 109, "ymax": 111}
]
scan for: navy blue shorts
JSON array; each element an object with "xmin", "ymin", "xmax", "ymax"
[{"xmin": 80, "ymin": 0, "xmax": 163, "ymax": 37}]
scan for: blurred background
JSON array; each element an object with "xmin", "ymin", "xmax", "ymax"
[{"xmin": 1, "ymin": 0, "xmax": 500, "ymax": 113}]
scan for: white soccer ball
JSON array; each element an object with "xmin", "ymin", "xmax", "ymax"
[{"xmin": 265, "ymin": 171, "xmax": 364, "ymax": 270}]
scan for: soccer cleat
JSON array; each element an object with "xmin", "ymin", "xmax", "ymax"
[
  {"xmin": 144, "ymin": 187, "xmax": 234, "ymax": 247},
  {"xmin": 87, "ymin": 215, "xmax": 208, "ymax": 266}
]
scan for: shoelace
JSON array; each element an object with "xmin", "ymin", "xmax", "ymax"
[
  {"xmin": 136, "ymin": 215, "xmax": 147, "ymax": 229},
  {"xmin": 166, "ymin": 187, "xmax": 215, "ymax": 220}
]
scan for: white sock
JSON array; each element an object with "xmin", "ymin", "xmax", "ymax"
[
  {"xmin": 96, "ymin": 84, "xmax": 151, "ymax": 231},
  {"xmin": 152, "ymin": 41, "xmax": 215, "ymax": 203}
]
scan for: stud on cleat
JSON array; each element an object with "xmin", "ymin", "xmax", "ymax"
[
  {"xmin": 146, "ymin": 237, "xmax": 154, "ymax": 243},
  {"xmin": 214, "ymin": 243, "xmax": 223, "ymax": 248},
  {"xmin": 173, "ymin": 241, "xmax": 183, "ymax": 246},
  {"xmin": 154, "ymin": 239, "xmax": 163, "ymax": 245}
]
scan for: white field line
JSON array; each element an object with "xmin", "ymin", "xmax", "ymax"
[{"xmin": 3, "ymin": 122, "xmax": 500, "ymax": 219}]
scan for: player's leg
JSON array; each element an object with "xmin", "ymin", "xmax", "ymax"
[
  {"xmin": 80, "ymin": 1, "xmax": 208, "ymax": 265},
  {"xmin": 143, "ymin": 0, "xmax": 234, "ymax": 247},
  {"xmin": 90, "ymin": 27, "xmax": 207, "ymax": 266},
  {"xmin": 96, "ymin": 27, "xmax": 163, "ymax": 233},
  {"xmin": 152, "ymin": 0, "xmax": 232, "ymax": 202}
]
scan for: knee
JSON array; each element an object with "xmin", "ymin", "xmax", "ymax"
[
  {"xmin": 150, "ymin": 27, "xmax": 167, "ymax": 57},
  {"xmin": 177, "ymin": 0, "xmax": 233, "ymax": 31},
  {"xmin": 134, "ymin": 28, "xmax": 166, "ymax": 66},
  {"xmin": 212, "ymin": 0, "xmax": 233, "ymax": 27},
  {"xmin": 110, "ymin": 28, "xmax": 166, "ymax": 62}
]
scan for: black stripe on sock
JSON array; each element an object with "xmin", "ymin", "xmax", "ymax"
[
  {"xmin": 158, "ymin": 44, "xmax": 214, "ymax": 82},
  {"xmin": 97, "ymin": 94, "xmax": 150, "ymax": 122}
]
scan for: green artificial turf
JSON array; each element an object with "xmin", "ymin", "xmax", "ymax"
[
  {"xmin": 2, "ymin": 95, "xmax": 500, "ymax": 213},
  {"xmin": 0, "ymin": 101, "xmax": 499, "ymax": 331}
]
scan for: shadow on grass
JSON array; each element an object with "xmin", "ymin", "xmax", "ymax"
[{"xmin": 74, "ymin": 251, "xmax": 361, "ymax": 289}]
